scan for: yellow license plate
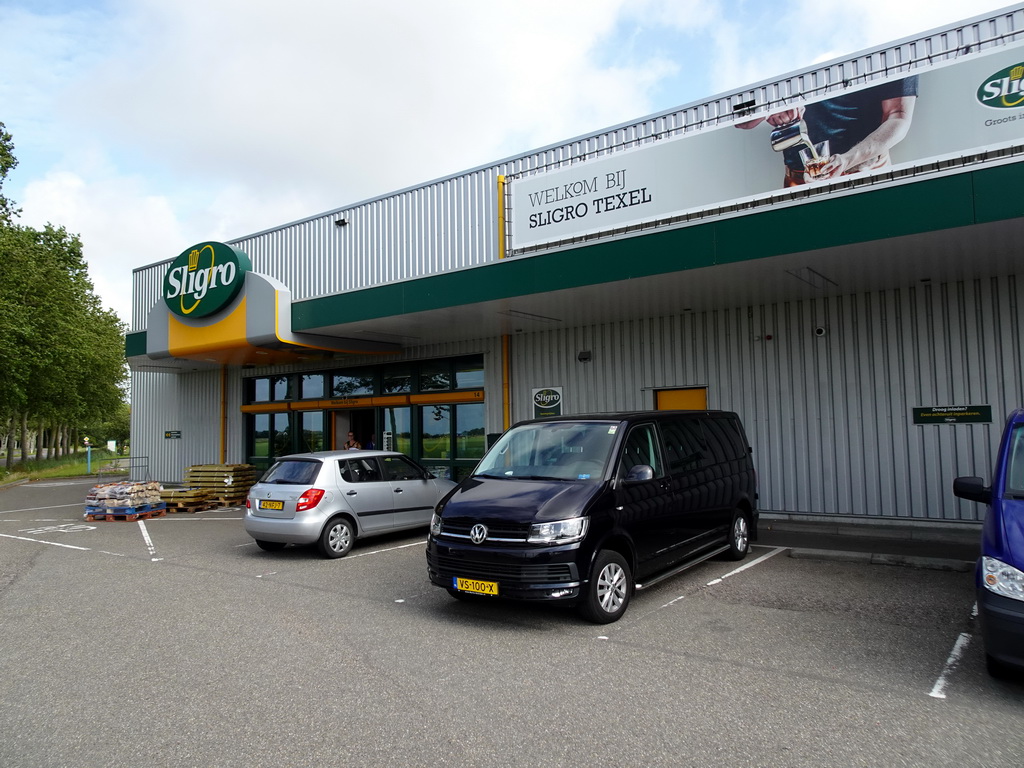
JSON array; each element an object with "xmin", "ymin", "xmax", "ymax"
[
  {"xmin": 454, "ymin": 577, "xmax": 499, "ymax": 596},
  {"xmin": 260, "ymin": 500, "xmax": 284, "ymax": 510}
]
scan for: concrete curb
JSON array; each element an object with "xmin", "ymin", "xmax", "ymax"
[{"xmin": 787, "ymin": 547, "xmax": 974, "ymax": 572}]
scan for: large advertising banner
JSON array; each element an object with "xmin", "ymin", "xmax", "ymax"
[{"xmin": 509, "ymin": 42, "xmax": 1024, "ymax": 251}]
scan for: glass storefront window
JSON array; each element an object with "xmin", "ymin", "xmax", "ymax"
[
  {"xmin": 332, "ymin": 370, "xmax": 375, "ymax": 397},
  {"xmin": 421, "ymin": 405, "xmax": 451, "ymax": 459},
  {"xmin": 419, "ymin": 361, "xmax": 452, "ymax": 391},
  {"xmin": 272, "ymin": 413, "xmax": 291, "ymax": 457},
  {"xmin": 302, "ymin": 411, "xmax": 325, "ymax": 452},
  {"xmin": 382, "ymin": 366, "xmax": 411, "ymax": 394},
  {"xmin": 456, "ymin": 403, "xmax": 485, "ymax": 459},
  {"xmin": 382, "ymin": 406, "xmax": 411, "ymax": 455},
  {"xmin": 253, "ymin": 414, "xmax": 270, "ymax": 457},
  {"xmin": 271, "ymin": 376, "xmax": 292, "ymax": 401},
  {"xmin": 455, "ymin": 357, "xmax": 484, "ymax": 389},
  {"xmin": 253, "ymin": 379, "xmax": 270, "ymax": 403},
  {"xmin": 300, "ymin": 374, "xmax": 325, "ymax": 399}
]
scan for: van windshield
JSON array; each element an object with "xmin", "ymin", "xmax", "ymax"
[{"xmin": 474, "ymin": 422, "xmax": 618, "ymax": 481}]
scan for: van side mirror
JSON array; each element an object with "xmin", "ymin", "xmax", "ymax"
[
  {"xmin": 623, "ymin": 465, "xmax": 654, "ymax": 484},
  {"xmin": 953, "ymin": 476, "xmax": 991, "ymax": 504}
]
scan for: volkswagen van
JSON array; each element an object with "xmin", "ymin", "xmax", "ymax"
[
  {"xmin": 953, "ymin": 408, "xmax": 1024, "ymax": 677},
  {"xmin": 425, "ymin": 411, "xmax": 758, "ymax": 623}
]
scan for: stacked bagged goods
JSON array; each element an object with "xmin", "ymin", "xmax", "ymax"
[
  {"xmin": 86, "ymin": 481, "xmax": 163, "ymax": 508},
  {"xmin": 84, "ymin": 481, "xmax": 166, "ymax": 521},
  {"xmin": 182, "ymin": 464, "xmax": 259, "ymax": 507}
]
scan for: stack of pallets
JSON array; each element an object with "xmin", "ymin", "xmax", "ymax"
[
  {"xmin": 84, "ymin": 481, "xmax": 167, "ymax": 522},
  {"xmin": 181, "ymin": 464, "xmax": 259, "ymax": 508},
  {"xmin": 158, "ymin": 487, "xmax": 214, "ymax": 514}
]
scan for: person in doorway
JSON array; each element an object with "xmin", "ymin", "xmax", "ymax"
[
  {"xmin": 736, "ymin": 75, "xmax": 918, "ymax": 186},
  {"xmin": 343, "ymin": 432, "xmax": 362, "ymax": 450},
  {"xmin": 364, "ymin": 434, "xmax": 376, "ymax": 450}
]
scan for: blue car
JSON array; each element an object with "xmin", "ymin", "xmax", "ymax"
[{"xmin": 953, "ymin": 409, "xmax": 1024, "ymax": 678}]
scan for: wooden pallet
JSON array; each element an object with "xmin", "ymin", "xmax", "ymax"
[
  {"xmin": 208, "ymin": 495, "xmax": 248, "ymax": 507},
  {"xmin": 84, "ymin": 503, "xmax": 167, "ymax": 522},
  {"xmin": 163, "ymin": 500, "xmax": 214, "ymax": 514}
]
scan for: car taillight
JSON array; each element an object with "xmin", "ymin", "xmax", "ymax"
[
  {"xmin": 246, "ymin": 497, "xmax": 251, "ymax": 509},
  {"xmin": 296, "ymin": 488, "xmax": 325, "ymax": 512}
]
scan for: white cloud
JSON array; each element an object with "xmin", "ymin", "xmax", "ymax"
[{"xmin": 2, "ymin": 0, "xmax": 1013, "ymax": 325}]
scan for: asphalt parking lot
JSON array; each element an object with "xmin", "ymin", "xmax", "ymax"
[{"xmin": 1, "ymin": 477, "xmax": 1022, "ymax": 767}]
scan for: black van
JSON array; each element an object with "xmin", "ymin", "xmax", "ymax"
[{"xmin": 426, "ymin": 410, "xmax": 758, "ymax": 623}]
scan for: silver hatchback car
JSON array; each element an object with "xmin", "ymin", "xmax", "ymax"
[{"xmin": 245, "ymin": 450, "xmax": 457, "ymax": 558}]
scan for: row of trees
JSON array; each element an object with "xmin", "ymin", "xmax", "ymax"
[{"xmin": 0, "ymin": 121, "xmax": 129, "ymax": 470}]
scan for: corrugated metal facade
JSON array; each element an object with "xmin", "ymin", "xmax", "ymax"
[
  {"xmin": 130, "ymin": 7, "xmax": 1024, "ymax": 521},
  {"xmin": 505, "ymin": 277, "xmax": 1022, "ymax": 522}
]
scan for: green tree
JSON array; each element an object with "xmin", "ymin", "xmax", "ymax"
[
  {"xmin": 0, "ymin": 121, "xmax": 18, "ymax": 224},
  {"xmin": 0, "ymin": 124, "xmax": 128, "ymax": 466}
]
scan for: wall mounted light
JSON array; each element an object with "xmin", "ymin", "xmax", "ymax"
[
  {"xmin": 335, "ymin": 218, "xmax": 348, "ymax": 227},
  {"xmin": 577, "ymin": 350, "xmax": 593, "ymax": 363}
]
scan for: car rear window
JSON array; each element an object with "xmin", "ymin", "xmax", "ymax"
[{"xmin": 261, "ymin": 459, "xmax": 321, "ymax": 485}]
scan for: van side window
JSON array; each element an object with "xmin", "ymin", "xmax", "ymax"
[
  {"xmin": 1007, "ymin": 426, "xmax": 1024, "ymax": 493},
  {"xmin": 619, "ymin": 424, "xmax": 664, "ymax": 478},
  {"xmin": 662, "ymin": 417, "xmax": 706, "ymax": 472},
  {"xmin": 702, "ymin": 417, "xmax": 745, "ymax": 462}
]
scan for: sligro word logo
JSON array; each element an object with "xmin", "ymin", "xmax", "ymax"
[
  {"xmin": 163, "ymin": 242, "xmax": 252, "ymax": 318},
  {"xmin": 533, "ymin": 389, "xmax": 562, "ymax": 409},
  {"xmin": 978, "ymin": 63, "xmax": 1024, "ymax": 109}
]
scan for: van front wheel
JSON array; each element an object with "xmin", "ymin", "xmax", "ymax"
[
  {"xmin": 579, "ymin": 551, "xmax": 632, "ymax": 624},
  {"xmin": 726, "ymin": 510, "xmax": 750, "ymax": 560}
]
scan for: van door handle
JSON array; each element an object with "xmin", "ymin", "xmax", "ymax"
[
  {"xmin": 393, "ymin": 488, "xmax": 404, "ymax": 493},
  {"xmin": 346, "ymin": 490, "xmax": 357, "ymax": 496}
]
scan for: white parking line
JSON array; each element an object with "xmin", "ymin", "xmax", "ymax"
[
  {"xmin": 0, "ymin": 504, "xmax": 84, "ymax": 515},
  {"xmin": 0, "ymin": 533, "xmax": 90, "ymax": 551},
  {"xmin": 138, "ymin": 520, "xmax": 161, "ymax": 561},
  {"xmin": 705, "ymin": 546, "xmax": 787, "ymax": 586},
  {"xmin": 929, "ymin": 631, "xmax": 973, "ymax": 699}
]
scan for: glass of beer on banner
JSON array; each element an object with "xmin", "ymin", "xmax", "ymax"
[{"xmin": 799, "ymin": 140, "xmax": 831, "ymax": 181}]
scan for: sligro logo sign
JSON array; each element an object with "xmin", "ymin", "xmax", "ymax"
[
  {"xmin": 978, "ymin": 63, "xmax": 1024, "ymax": 109},
  {"xmin": 163, "ymin": 242, "xmax": 252, "ymax": 318}
]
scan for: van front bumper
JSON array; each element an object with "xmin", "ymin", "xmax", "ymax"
[
  {"xmin": 977, "ymin": 586, "xmax": 1024, "ymax": 670},
  {"xmin": 426, "ymin": 537, "xmax": 583, "ymax": 602}
]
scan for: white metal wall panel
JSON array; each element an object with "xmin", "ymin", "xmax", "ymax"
[
  {"xmin": 506, "ymin": 276, "xmax": 1023, "ymax": 522},
  {"xmin": 130, "ymin": 369, "xmax": 245, "ymax": 484},
  {"xmin": 130, "ymin": 7, "xmax": 1024, "ymax": 333}
]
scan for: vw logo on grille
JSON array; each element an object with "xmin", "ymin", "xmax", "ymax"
[{"xmin": 469, "ymin": 524, "xmax": 488, "ymax": 544}]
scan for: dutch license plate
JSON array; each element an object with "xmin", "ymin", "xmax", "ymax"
[
  {"xmin": 259, "ymin": 500, "xmax": 284, "ymax": 510},
  {"xmin": 454, "ymin": 576, "xmax": 498, "ymax": 596}
]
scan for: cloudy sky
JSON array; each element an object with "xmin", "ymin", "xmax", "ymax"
[{"xmin": 0, "ymin": 0, "xmax": 1014, "ymax": 323}]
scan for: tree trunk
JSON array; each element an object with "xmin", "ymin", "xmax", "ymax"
[
  {"xmin": 35, "ymin": 419, "xmax": 44, "ymax": 461},
  {"xmin": 20, "ymin": 412, "xmax": 29, "ymax": 464},
  {"xmin": 5, "ymin": 414, "xmax": 14, "ymax": 471}
]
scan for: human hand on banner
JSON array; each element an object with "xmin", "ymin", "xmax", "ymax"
[
  {"xmin": 765, "ymin": 106, "xmax": 806, "ymax": 127},
  {"xmin": 735, "ymin": 105, "xmax": 806, "ymax": 130}
]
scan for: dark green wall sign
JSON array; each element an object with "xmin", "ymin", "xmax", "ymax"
[
  {"xmin": 163, "ymin": 242, "xmax": 252, "ymax": 319},
  {"xmin": 913, "ymin": 405, "xmax": 992, "ymax": 425}
]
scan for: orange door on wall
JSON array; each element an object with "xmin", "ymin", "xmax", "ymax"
[{"xmin": 655, "ymin": 388, "xmax": 708, "ymax": 410}]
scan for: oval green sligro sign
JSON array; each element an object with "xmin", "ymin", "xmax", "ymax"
[
  {"xmin": 163, "ymin": 242, "xmax": 252, "ymax": 319},
  {"xmin": 977, "ymin": 62, "xmax": 1024, "ymax": 109}
]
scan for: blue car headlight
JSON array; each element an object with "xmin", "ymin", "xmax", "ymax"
[{"xmin": 981, "ymin": 556, "xmax": 1024, "ymax": 602}]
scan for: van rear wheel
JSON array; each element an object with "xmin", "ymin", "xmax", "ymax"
[
  {"xmin": 726, "ymin": 509, "xmax": 750, "ymax": 560},
  {"xmin": 579, "ymin": 551, "xmax": 631, "ymax": 624}
]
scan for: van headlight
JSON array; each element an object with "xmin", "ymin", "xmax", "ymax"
[
  {"xmin": 981, "ymin": 556, "xmax": 1024, "ymax": 602},
  {"xmin": 528, "ymin": 517, "xmax": 589, "ymax": 544},
  {"xmin": 430, "ymin": 512, "xmax": 443, "ymax": 537}
]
